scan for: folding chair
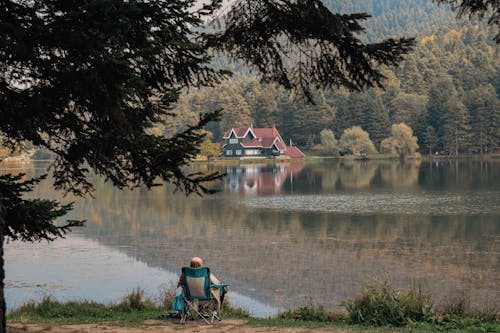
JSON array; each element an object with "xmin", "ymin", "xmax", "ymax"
[{"xmin": 179, "ymin": 266, "xmax": 229, "ymax": 324}]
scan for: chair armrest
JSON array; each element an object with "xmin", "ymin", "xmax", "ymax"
[{"xmin": 211, "ymin": 283, "xmax": 230, "ymax": 289}]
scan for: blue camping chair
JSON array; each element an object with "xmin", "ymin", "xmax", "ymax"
[{"xmin": 179, "ymin": 266, "xmax": 229, "ymax": 324}]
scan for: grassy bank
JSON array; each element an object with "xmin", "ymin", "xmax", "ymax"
[{"xmin": 8, "ymin": 284, "xmax": 499, "ymax": 332}]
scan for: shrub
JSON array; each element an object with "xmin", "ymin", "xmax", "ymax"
[
  {"xmin": 338, "ymin": 126, "xmax": 377, "ymax": 157},
  {"xmin": 279, "ymin": 304, "xmax": 346, "ymax": 323},
  {"xmin": 343, "ymin": 282, "xmax": 431, "ymax": 326},
  {"xmin": 434, "ymin": 297, "xmax": 499, "ymax": 324},
  {"xmin": 158, "ymin": 285, "xmax": 177, "ymax": 310},
  {"xmin": 116, "ymin": 288, "xmax": 156, "ymax": 311}
]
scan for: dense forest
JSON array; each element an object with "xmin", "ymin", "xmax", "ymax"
[{"xmin": 152, "ymin": 0, "xmax": 499, "ymax": 156}]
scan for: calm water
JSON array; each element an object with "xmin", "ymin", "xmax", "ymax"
[{"xmin": 4, "ymin": 159, "xmax": 500, "ymax": 316}]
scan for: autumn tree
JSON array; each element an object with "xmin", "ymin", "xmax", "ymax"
[
  {"xmin": 434, "ymin": 0, "xmax": 499, "ymax": 43},
  {"xmin": 382, "ymin": 123, "xmax": 419, "ymax": 159},
  {"xmin": 320, "ymin": 129, "xmax": 338, "ymax": 156},
  {"xmin": 339, "ymin": 126, "xmax": 377, "ymax": 157}
]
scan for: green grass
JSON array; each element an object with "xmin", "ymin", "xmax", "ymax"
[
  {"xmin": 7, "ymin": 288, "xmax": 167, "ymax": 326},
  {"xmin": 278, "ymin": 304, "xmax": 347, "ymax": 322},
  {"xmin": 7, "ymin": 297, "xmax": 164, "ymax": 326},
  {"xmin": 8, "ymin": 284, "xmax": 499, "ymax": 332},
  {"xmin": 248, "ymin": 283, "xmax": 499, "ymax": 332},
  {"xmin": 344, "ymin": 282, "xmax": 432, "ymax": 326}
]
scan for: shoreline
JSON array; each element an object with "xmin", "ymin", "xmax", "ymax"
[{"xmin": 7, "ymin": 284, "xmax": 499, "ymax": 333}]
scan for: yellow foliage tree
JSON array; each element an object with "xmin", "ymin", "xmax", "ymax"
[
  {"xmin": 339, "ymin": 126, "xmax": 377, "ymax": 157},
  {"xmin": 199, "ymin": 132, "xmax": 221, "ymax": 159},
  {"xmin": 383, "ymin": 123, "xmax": 419, "ymax": 159}
]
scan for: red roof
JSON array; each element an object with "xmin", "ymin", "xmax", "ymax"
[
  {"xmin": 274, "ymin": 139, "xmax": 286, "ymax": 151},
  {"xmin": 240, "ymin": 138, "xmax": 263, "ymax": 148},
  {"xmin": 284, "ymin": 146, "xmax": 305, "ymax": 158},
  {"xmin": 252, "ymin": 128, "xmax": 275, "ymax": 138},
  {"xmin": 223, "ymin": 127, "xmax": 253, "ymax": 139},
  {"xmin": 223, "ymin": 125, "xmax": 304, "ymax": 158},
  {"xmin": 261, "ymin": 137, "xmax": 276, "ymax": 148}
]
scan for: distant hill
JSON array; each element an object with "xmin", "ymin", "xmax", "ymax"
[{"xmin": 322, "ymin": 0, "xmax": 470, "ymax": 40}]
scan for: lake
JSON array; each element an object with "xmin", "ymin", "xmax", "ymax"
[{"xmin": 4, "ymin": 159, "xmax": 500, "ymax": 317}]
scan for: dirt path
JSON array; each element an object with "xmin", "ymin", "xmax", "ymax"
[{"xmin": 7, "ymin": 319, "xmax": 356, "ymax": 333}]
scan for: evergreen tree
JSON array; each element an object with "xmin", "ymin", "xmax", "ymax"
[
  {"xmin": 242, "ymin": 79, "xmax": 280, "ymax": 128},
  {"xmin": 335, "ymin": 92, "xmax": 389, "ymax": 148},
  {"xmin": 425, "ymin": 126, "xmax": 439, "ymax": 155},
  {"xmin": 288, "ymin": 91, "xmax": 336, "ymax": 146},
  {"xmin": 398, "ymin": 56, "xmax": 427, "ymax": 95},
  {"xmin": 464, "ymin": 84, "xmax": 500, "ymax": 155},
  {"xmin": 364, "ymin": 92, "xmax": 391, "ymax": 149},
  {"xmin": 416, "ymin": 77, "xmax": 457, "ymax": 151},
  {"xmin": 442, "ymin": 98, "xmax": 471, "ymax": 156},
  {"xmin": 389, "ymin": 93, "xmax": 428, "ymax": 127}
]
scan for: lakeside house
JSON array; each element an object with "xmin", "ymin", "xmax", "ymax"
[{"xmin": 222, "ymin": 125, "xmax": 304, "ymax": 159}]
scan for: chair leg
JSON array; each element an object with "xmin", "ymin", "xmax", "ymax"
[
  {"xmin": 180, "ymin": 300, "xmax": 189, "ymax": 324},
  {"xmin": 211, "ymin": 311, "xmax": 220, "ymax": 323},
  {"xmin": 185, "ymin": 300, "xmax": 211, "ymax": 325}
]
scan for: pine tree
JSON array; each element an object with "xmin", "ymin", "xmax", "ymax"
[
  {"xmin": 442, "ymin": 98, "xmax": 471, "ymax": 156},
  {"xmin": 364, "ymin": 92, "xmax": 391, "ymax": 149},
  {"xmin": 425, "ymin": 126, "xmax": 439, "ymax": 155},
  {"xmin": 465, "ymin": 84, "xmax": 500, "ymax": 155},
  {"xmin": 416, "ymin": 77, "xmax": 457, "ymax": 152}
]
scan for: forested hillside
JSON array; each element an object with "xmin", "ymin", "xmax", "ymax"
[
  {"xmin": 323, "ymin": 0, "xmax": 460, "ymax": 40},
  {"xmin": 159, "ymin": 9, "xmax": 499, "ymax": 156}
]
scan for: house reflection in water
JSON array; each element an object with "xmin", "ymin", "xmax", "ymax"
[{"xmin": 225, "ymin": 163, "xmax": 304, "ymax": 195}]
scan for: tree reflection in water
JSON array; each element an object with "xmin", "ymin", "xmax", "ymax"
[{"xmin": 3, "ymin": 160, "xmax": 500, "ymax": 312}]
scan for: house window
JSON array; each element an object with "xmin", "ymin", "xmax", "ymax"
[
  {"xmin": 245, "ymin": 149, "xmax": 259, "ymax": 155},
  {"xmin": 229, "ymin": 138, "xmax": 238, "ymax": 144},
  {"xmin": 226, "ymin": 150, "xmax": 233, "ymax": 155},
  {"xmin": 236, "ymin": 150, "xmax": 242, "ymax": 155}
]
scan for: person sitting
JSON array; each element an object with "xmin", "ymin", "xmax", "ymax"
[{"xmin": 174, "ymin": 257, "xmax": 226, "ymax": 318}]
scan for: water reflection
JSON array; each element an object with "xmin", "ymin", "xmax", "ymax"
[
  {"xmin": 3, "ymin": 160, "xmax": 500, "ymax": 314},
  {"xmin": 225, "ymin": 163, "xmax": 304, "ymax": 194}
]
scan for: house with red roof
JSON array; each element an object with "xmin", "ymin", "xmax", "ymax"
[{"xmin": 222, "ymin": 125, "xmax": 305, "ymax": 159}]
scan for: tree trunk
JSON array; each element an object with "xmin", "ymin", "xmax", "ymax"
[{"xmin": 0, "ymin": 202, "xmax": 5, "ymax": 333}]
